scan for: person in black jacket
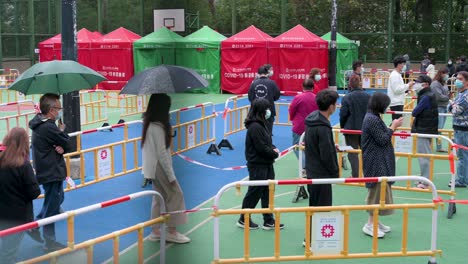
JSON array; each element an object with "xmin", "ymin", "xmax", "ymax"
[
  {"xmin": 340, "ymin": 75, "xmax": 371, "ymax": 177},
  {"xmin": 411, "ymin": 75, "xmax": 439, "ymax": 189},
  {"xmin": 237, "ymin": 98, "xmax": 284, "ymax": 231},
  {"xmin": 248, "ymin": 65, "xmax": 281, "ymax": 135},
  {"xmin": 28, "ymin": 93, "xmax": 70, "ymax": 252},
  {"xmin": 304, "ymin": 89, "xmax": 339, "ymax": 207},
  {"xmin": 0, "ymin": 128, "xmax": 41, "ymax": 264}
]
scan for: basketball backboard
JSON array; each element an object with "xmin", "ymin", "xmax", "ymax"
[{"xmin": 154, "ymin": 9, "xmax": 185, "ymax": 32}]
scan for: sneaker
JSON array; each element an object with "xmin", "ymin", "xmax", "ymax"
[
  {"xmin": 378, "ymin": 222, "xmax": 391, "ymax": 233},
  {"xmin": 237, "ymin": 219, "xmax": 259, "ymax": 230},
  {"xmin": 416, "ymin": 182, "xmax": 428, "ymax": 189},
  {"xmin": 147, "ymin": 232, "xmax": 160, "ymax": 242},
  {"xmin": 362, "ymin": 223, "xmax": 385, "ymax": 238},
  {"xmin": 26, "ymin": 228, "xmax": 44, "ymax": 243},
  {"xmin": 165, "ymin": 232, "xmax": 190, "ymax": 244},
  {"xmin": 43, "ymin": 240, "xmax": 67, "ymax": 252},
  {"xmin": 301, "ymin": 169, "xmax": 307, "ymax": 178},
  {"xmin": 262, "ymin": 221, "xmax": 285, "ymax": 230}
]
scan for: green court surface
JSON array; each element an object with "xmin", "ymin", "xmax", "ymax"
[{"xmin": 111, "ymin": 152, "xmax": 467, "ymax": 264}]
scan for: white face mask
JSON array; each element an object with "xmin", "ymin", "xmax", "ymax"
[
  {"xmin": 268, "ymin": 70, "xmax": 273, "ymax": 77},
  {"xmin": 448, "ymin": 61, "xmax": 453, "ymax": 65},
  {"xmin": 402, "ymin": 65, "xmax": 407, "ymax": 72},
  {"xmin": 314, "ymin": 74, "xmax": 321, "ymax": 81},
  {"xmin": 265, "ymin": 109, "xmax": 271, "ymax": 119},
  {"xmin": 361, "ymin": 67, "xmax": 365, "ymax": 73},
  {"xmin": 413, "ymin": 83, "xmax": 424, "ymax": 93}
]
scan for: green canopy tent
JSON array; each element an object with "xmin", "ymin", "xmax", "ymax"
[
  {"xmin": 321, "ymin": 32, "xmax": 359, "ymax": 88},
  {"xmin": 133, "ymin": 27, "xmax": 183, "ymax": 73},
  {"xmin": 176, "ymin": 26, "xmax": 226, "ymax": 93}
]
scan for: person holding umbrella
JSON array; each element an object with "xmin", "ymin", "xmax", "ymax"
[
  {"xmin": 142, "ymin": 94, "xmax": 190, "ymax": 244},
  {"xmin": 29, "ymin": 93, "xmax": 70, "ymax": 252}
]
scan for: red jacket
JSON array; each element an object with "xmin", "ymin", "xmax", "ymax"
[{"xmin": 289, "ymin": 90, "xmax": 318, "ymax": 135}]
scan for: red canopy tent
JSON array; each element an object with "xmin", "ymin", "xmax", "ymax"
[
  {"xmin": 91, "ymin": 27, "xmax": 141, "ymax": 90},
  {"xmin": 38, "ymin": 34, "xmax": 62, "ymax": 62},
  {"xmin": 221, "ymin": 26, "xmax": 272, "ymax": 94},
  {"xmin": 268, "ymin": 25, "xmax": 329, "ymax": 93}
]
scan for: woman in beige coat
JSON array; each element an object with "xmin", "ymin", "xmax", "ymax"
[{"xmin": 142, "ymin": 93, "xmax": 190, "ymax": 244}]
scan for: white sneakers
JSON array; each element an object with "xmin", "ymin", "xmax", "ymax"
[
  {"xmin": 147, "ymin": 231, "xmax": 191, "ymax": 244},
  {"xmin": 362, "ymin": 222, "xmax": 391, "ymax": 238}
]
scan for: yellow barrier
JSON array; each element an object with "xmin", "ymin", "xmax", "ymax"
[
  {"xmin": 212, "ymin": 177, "xmax": 441, "ymax": 264},
  {"xmin": 119, "ymin": 94, "xmax": 149, "ymax": 118},
  {"xmin": 0, "ymin": 100, "xmax": 37, "ymax": 140},
  {"xmin": 0, "ymin": 191, "xmax": 169, "ymax": 264},
  {"xmin": 79, "ymin": 90, "xmax": 108, "ymax": 126},
  {"xmin": 0, "ymin": 68, "xmax": 20, "ymax": 89}
]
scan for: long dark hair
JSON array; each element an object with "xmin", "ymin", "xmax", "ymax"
[
  {"xmin": 141, "ymin": 93, "xmax": 172, "ymax": 149},
  {"xmin": 245, "ymin": 98, "xmax": 270, "ymax": 127},
  {"xmin": 368, "ymin": 92, "xmax": 390, "ymax": 115},
  {"xmin": 0, "ymin": 127, "xmax": 30, "ymax": 168}
]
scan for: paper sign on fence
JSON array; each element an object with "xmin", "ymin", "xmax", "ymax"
[
  {"xmin": 187, "ymin": 124, "xmax": 195, "ymax": 148},
  {"xmin": 98, "ymin": 148, "xmax": 112, "ymax": 178},
  {"xmin": 311, "ymin": 211, "xmax": 344, "ymax": 255}
]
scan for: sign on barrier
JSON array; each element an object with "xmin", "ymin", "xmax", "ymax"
[
  {"xmin": 311, "ymin": 211, "xmax": 343, "ymax": 255},
  {"xmin": 98, "ymin": 148, "xmax": 111, "ymax": 178}
]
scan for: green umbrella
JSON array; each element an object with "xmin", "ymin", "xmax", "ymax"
[{"xmin": 8, "ymin": 60, "xmax": 106, "ymax": 95}]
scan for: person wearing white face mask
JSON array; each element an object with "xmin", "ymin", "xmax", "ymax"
[
  {"xmin": 309, "ymin": 68, "xmax": 322, "ymax": 94},
  {"xmin": 448, "ymin": 71, "xmax": 468, "ymax": 188},
  {"xmin": 426, "ymin": 58, "xmax": 436, "ymax": 80},
  {"xmin": 346, "ymin": 60, "xmax": 364, "ymax": 89},
  {"xmin": 387, "ymin": 55, "xmax": 415, "ymax": 120},
  {"xmin": 411, "ymin": 75, "xmax": 439, "ymax": 189},
  {"xmin": 237, "ymin": 98, "xmax": 283, "ymax": 231},
  {"xmin": 430, "ymin": 68, "xmax": 451, "ymax": 152},
  {"xmin": 28, "ymin": 93, "xmax": 70, "ymax": 252},
  {"xmin": 447, "ymin": 58, "xmax": 456, "ymax": 77}
]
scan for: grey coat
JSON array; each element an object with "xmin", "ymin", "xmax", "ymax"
[{"xmin": 430, "ymin": 80, "xmax": 450, "ymax": 108}]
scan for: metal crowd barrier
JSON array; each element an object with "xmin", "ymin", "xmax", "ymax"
[
  {"xmin": 212, "ymin": 177, "xmax": 441, "ymax": 264},
  {"xmin": 0, "ymin": 191, "xmax": 167, "ymax": 264}
]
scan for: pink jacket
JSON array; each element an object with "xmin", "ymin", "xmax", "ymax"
[{"xmin": 289, "ymin": 90, "xmax": 318, "ymax": 135}]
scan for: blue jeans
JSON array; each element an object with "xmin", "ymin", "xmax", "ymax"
[
  {"xmin": 37, "ymin": 181, "xmax": 64, "ymax": 242},
  {"xmin": 0, "ymin": 232, "xmax": 24, "ymax": 264},
  {"xmin": 454, "ymin": 130, "xmax": 468, "ymax": 185},
  {"xmin": 437, "ymin": 107, "xmax": 447, "ymax": 149},
  {"xmin": 292, "ymin": 132, "xmax": 305, "ymax": 169}
]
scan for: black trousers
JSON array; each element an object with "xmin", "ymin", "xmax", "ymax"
[
  {"xmin": 266, "ymin": 116, "xmax": 275, "ymax": 136},
  {"xmin": 240, "ymin": 165, "xmax": 275, "ymax": 223},
  {"xmin": 307, "ymin": 183, "xmax": 332, "ymax": 207},
  {"xmin": 344, "ymin": 134, "xmax": 361, "ymax": 178},
  {"xmin": 390, "ymin": 105, "xmax": 404, "ymax": 120}
]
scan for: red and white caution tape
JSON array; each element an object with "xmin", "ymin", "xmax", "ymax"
[{"xmin": 176, "ymin": 145, "xmax": 296, "ymax": 171}]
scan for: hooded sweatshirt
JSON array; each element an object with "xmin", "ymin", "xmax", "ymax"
[
  {"xmin": 29, "ymin": 114, "xmax": 70, "ymax": 184},
  {"xmin": 244, "ymin": 119, "xmax": 278, "ymax": 166},
  {"xmin": 304, "ymin": 111, "xmax": 338, "ymax": 179}
]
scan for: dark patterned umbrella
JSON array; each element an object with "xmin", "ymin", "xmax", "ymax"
[{"xmin": 119, "ymin": 65, "xmax": 209, "ymax": 95}]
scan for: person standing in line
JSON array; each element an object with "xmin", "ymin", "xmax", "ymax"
[
  {"xmin": 455, "ymin": 56, "xmax": 467, "ymax": 74},
  {"xmin": 142, "ymin": 94, "xmax": 190, "ymax": 244},
  {"xmin": 361, "ymin": 92, "xmax": 403, "ymax": 238},
  {"xmin": 431, "ymin": 68, "xmax": 451, "ymax": 152},
  {"xmin": 29, "ymin": 93, "xmax": 69, "ymax": 252},
  {"xmin": 420, "ymin": 53, "xmax": 430, "ymax": 72},
  {"xmin": 346, "ymin": 60, "xmax": 364, "ymax": 88},
  {"xmin": 388, "ymin": 55, "xmax": 415, "ymax": 120},
  {"xmin": 309, "ymin": 68, "xmax": 322, "ymax": 94},
  {"xmin": 340, "ymin": 75, "xmax": 371, "ymax": 178},
  {"xmin": 248, "ymin": 66, "xmax": 281, "ymax": 135},
  {"xmin": 411, "ymin": 75, "xmax": 439, "ymax": 189},
  {"xmin": 289, "ymin": 78, "xmax": 318, "ymax": 176},
  {"xmin": 402, "ymin": 54, "xmax": 411, "ymax": 83},
  {"xmin": 447, "ymin": 58, "xmax": 456, "ymax": 77},
  {"xmin": 426, "ymin": 58, "xmax": 436, "ymax": 80},
  {"xmin": 448, "ymin": 71, "xmax": 468, "ymax": 188},
  {"xmin": 304, "ymin": 89, "xmax": 339, "ymax": 206},
  {"xmin": 0, "ymin": 128, "xmax": 41, "ymax": 264},
  {"xmin": 237, "ymin": 98, "xmax": 284, "ymax": 230}
]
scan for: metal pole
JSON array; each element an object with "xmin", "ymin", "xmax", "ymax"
[
  {"xmin": 62, "ymin": 0, "xmax": 81, "ymax": 152},
  {"xmin": 387, "ymin": 0, "xmax": 394, "ymax": 63},
  {"xmin": 140, "ymin": 0, "xmax": 144, "ymax": 35},
  {"xmin": 280, "ymin": 0, "xmax": 287, "ymax": 33},
  {"xmin": 97, "ymin": 0, "xmax": 103, "ymax": 32},
  {"xmin": 231, "ymin": 0, "xmax": 236, "ymax": 35},
  {"xmin": 328, "ymin": 0, "xmax": 337, "ymax": 90},
  {"xmin": 445, "ymin": 0, "xmax": 452, "ymax": 62},
  {"xmin": 29, "ymin": 0, "xmax": 35, "ymax": 65}
]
